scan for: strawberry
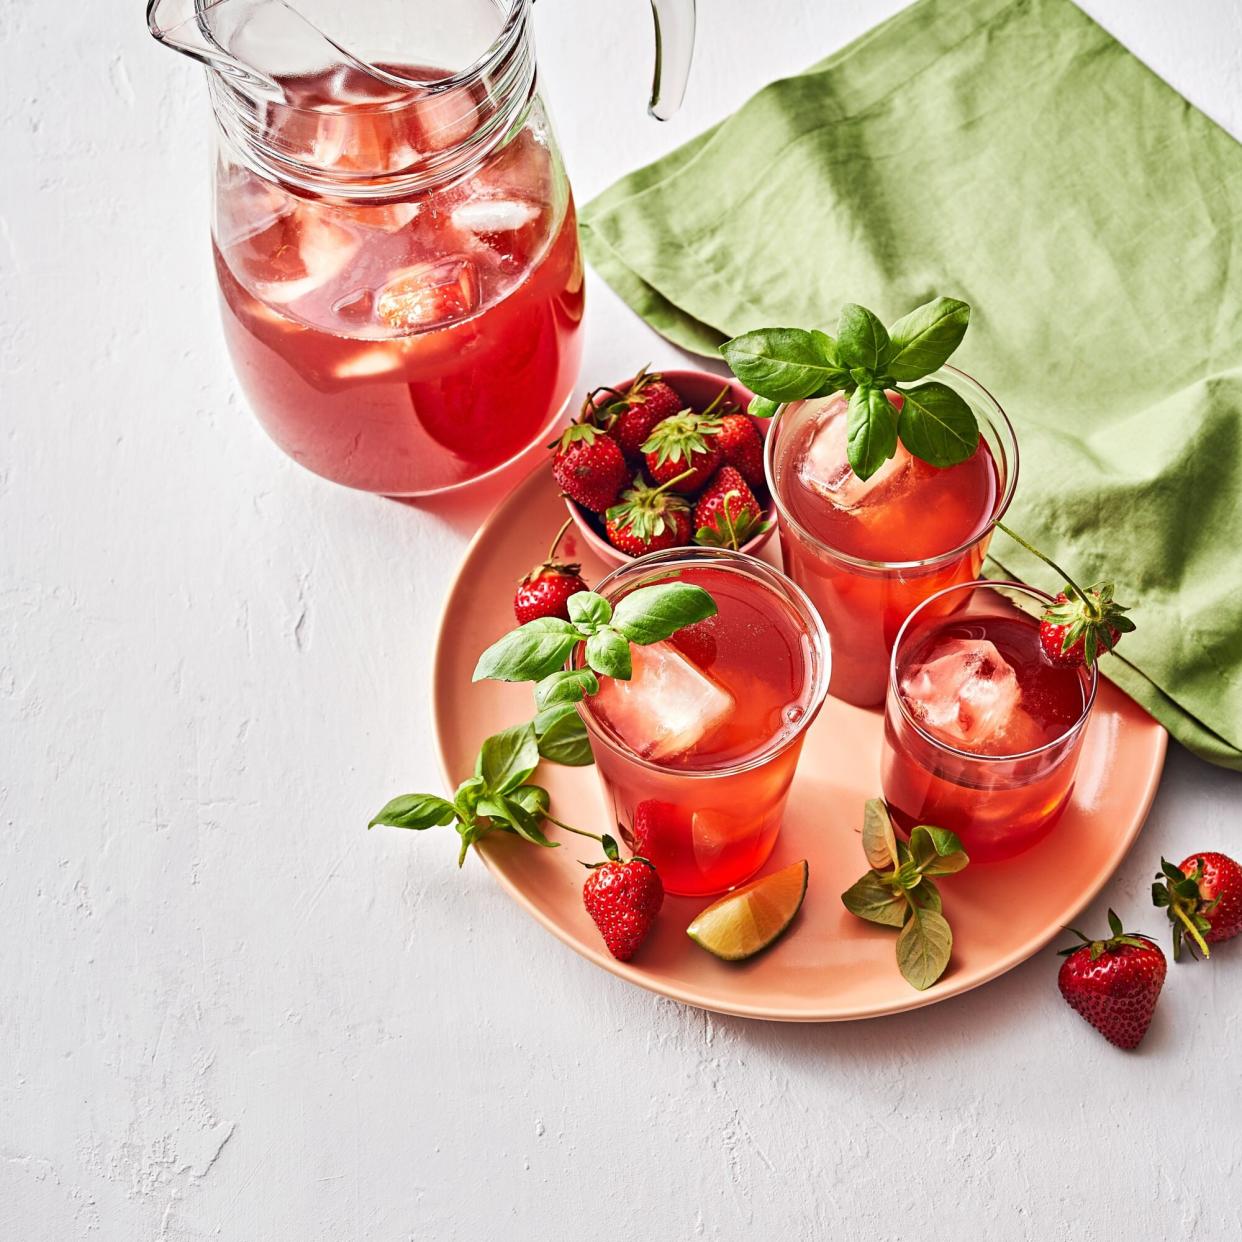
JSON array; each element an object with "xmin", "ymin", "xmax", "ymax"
[
  {"xmin": 996, "ymin": 524, "xmax": 1136, "ymax": 669},
  {"xmin": 692, "ymin": 466, "xmax": 770, "ymax": 550},
  {"xmin": 1057, "ymin": 910, "xmax": 1166, "ymax": 1049},
  {"xmin": 550, "ymin": 419, "xmax": 629, "ymax": 514},
  {"xmin": 604, "ymin": 474, "xmax": 692, "ymax": 557},
  {"xmin": 582, "ymin": 843, "xmax": 664, "ymax": 962},
  {"xmin": 717, "ymin": 413, "xmax": 766, "ymax": 488},
  {"xmin": 593, "ymin": 367, "xmax": 684, "ymax": 461},
  {"xmin": 1039, "ymin": 586, "xmax": 1133, "ymax": 668},
  {"xmin": 1152, "ymin": 851, "xmax": 1242, "ymax": 960},
  {"xmin": 513, "ymin": 517, "xmax": 588, "ymax": 623},
  {"xmin": 641, "ymin": 410, "xmax": 724, "ymax": 494}
]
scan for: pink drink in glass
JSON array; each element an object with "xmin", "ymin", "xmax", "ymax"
[
  {"xmin": 881, "ymin": 581, "xmax": 1097, "ymax": 863},
  {"xmin": 576, "ymin": 550, "xmax": 830, "ymax": 897},
  {"xmin": 765, "ymin": 368, "xmax": 1017, "ymax": 708},
  {"xmin": 212, "ymin": 66, "xmax": 585, "ymax": 495}
]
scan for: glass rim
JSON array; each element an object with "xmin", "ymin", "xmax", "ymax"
[
  {"xmin": 888, "ymin": 578, "xmax": 1100, "ymax": 763},
  {"xmin": 575, "ymin": 547, "xmax": 832, "ymax": 778},
  {"xmin": 762, "ymin": 364, "xmax": 1020, "ymax": 573}
]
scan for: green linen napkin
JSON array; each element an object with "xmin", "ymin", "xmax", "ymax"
[{"xmin": 581, "ymin": 0, "xmax": 1242, "ymax": 770}]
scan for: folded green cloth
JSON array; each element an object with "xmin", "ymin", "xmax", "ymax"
[{"xmin": 581, "ymin": 0, "xmax": 1242, "ymax": 770}]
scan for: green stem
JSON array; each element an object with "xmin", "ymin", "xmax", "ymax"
[
  {"xmin": 995, "ymin": 522, "xmax": 1099, "ymax": 618},
  {"xmin": 700, "ymin": 384, "xmax": 732, "ymax": 419},
  {"xmin": 1173, "ymin": 902, "xmax": 1211, "ymax": 959},
  {"xmin": 545, "ymin": 815, "xmax": 606, "ymax": 845},
  {"xmin": 546, "ymin": 516, "xmax": 573, "ymax": 564}
]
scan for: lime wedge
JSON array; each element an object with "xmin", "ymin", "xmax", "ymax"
[{"xmin": 686, "ymin": 860, "xmax": 809, "ymax": 961}]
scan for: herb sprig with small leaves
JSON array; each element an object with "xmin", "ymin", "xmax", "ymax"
[
  {"xmin": 720, "ymin": 296, "xmax": 978, "ymax": 481},
  {"xmin": 372, "ymin": 580, "xmax": 718, "ymax": 865},
  {"xmin": 840, "ymin": 799, "xmax": 970, "ymax": 990}
]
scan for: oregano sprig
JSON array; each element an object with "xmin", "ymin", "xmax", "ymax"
[
  {"xmin": 840, "ymin": 799, "xmax": 970, "ymax": 990},
  {"xmin": 720, "ymin": 296, "xmax": 978, "ymax": 481}
]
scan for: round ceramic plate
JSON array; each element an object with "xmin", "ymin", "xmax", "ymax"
[{"xmin": 432, "ymin": 463, "xmax": 1168, "ymax": 1022}]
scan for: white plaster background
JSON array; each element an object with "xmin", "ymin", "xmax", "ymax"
[{"xmin": 2, "ymin": 1, "xmax": 1241, "ymax": 1237}]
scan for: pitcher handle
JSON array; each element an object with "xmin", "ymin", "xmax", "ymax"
[{"xmin": 648, "ymin": 0, "xmax": 696, "ymax": 120}]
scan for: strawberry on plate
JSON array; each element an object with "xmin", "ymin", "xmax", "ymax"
[
  {"xmin": 693, "ymin": 466, "xmax": 771, "ymax": 550},
  {"xmin": 1039, "ymin": 585, "xmax": 1134, "ymax": 668},
  {"xmin": 513, "ymin": 517, "xmax": 588, "ymax": 623},
  {"xmin": 582, "ymin": 837, "xmax": 664, "ymax": 962},
  {"xmin": 1057, "ymin": 910, "xmax": 1166, "ymax": 1049},
  {"xmin": 1153, "ymin": 851, "xmax": 1242, "ymax": 960},
  {"xmin": 641, "ymin": 410, "xmax": 724, "ymax": 494},
  {"xmin": 604, "ymin": 474, "xmax": 692, "ymax": 557},
  {"xmin": 550, "ymin": 420, "xmax": 629, "ymax": 514},
  {"xmin": 717, "ymin": 412, "xmax": 766, "ymax": 489},
  {"xmin": 593, "ymin": 366, "xmax": 684, "ymax": 462}
]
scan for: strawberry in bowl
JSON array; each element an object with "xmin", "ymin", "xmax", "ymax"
[{"xmin": 556, "ymin": 368, "xmax": 775, "ymax": 567}]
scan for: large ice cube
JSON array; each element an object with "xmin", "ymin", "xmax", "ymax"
[
  {"xmin": 594, "ymin": 641, "xmax": 734, "ymax": 762},
  {"xmin": 901, "ymin": 638, "xmax": 1042, "ymax": 754},
  {"xmin": 797, "ymin": 397, "xmax": 914, "ymax": 511},
  {"xmin": 251, "ymin": 206, "xmax": 361, "ymax": 306},
  {"xmin": 451, "ymin": 197, "xmax": 540, "ymax": 236},
  {"xmin": 375, "ymin": 258, "xmax": 480, "ymax": 331}
]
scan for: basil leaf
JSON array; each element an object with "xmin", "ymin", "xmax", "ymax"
[
  {"xmin": 479, "ymin": 722, "xmax": 539, "ymax": 795},
  {"xmin": 472, "ymin": 617, "xmax": 580, "ymax": 683},
  {"xmin": 748, "ymin": 395, "xmax": 780, "ymax": 419},
  {"xmin": 476, "ymin": 794, "xmax": 557, "ymax": 849},
  {"xmin": 841, "ymin": 872, "xmax": 907, "ymax": 927},
  {"xmin": 861, "ymin": 798, "xmax": 899, "ymax": 870},
  {"xmin": 846, "ymin": 385, "xmax": 898, "ymax": 481},
  {"xmin": 908, "ymin": 876, "xmax": 942, "ymax": 913},
  {"xmin": 567, "ymin": 591, "xmax": 611, "ymax": 631},
  {"xmin": 897, "ymin": 382, "xmax": 979, "ymax": 468},
  {"xmin": 611, "ymin": 582, "xmax": 717, "ymax": 645},
  {"xmin": 720, "ymin": 328, "xmax": 846, "ymax": 400},
  {"xmin": 885, "ymin": 297, "xmax": 970, "ymax": 381},
  {"xmin": 585, "ymin": 627, "xmax": 632, "ymax": 680},
  {"xmin": 910, "ymin": 825, "xmax": 970, "ymax": 876},
  {"xmin": 837, "ymin": 304, "xmax": 891, "ymax": 372},
  {"xmin": 453, "ymin": 776, "xmax": 485, "ymax": 820},
  {"xmin": 534, "ymin": 668, "xmax": 599, "ymax": 709},
  {"xmin": 368, "ymin": 792, "xmax": 457, "ymax": 831},
  {"xmin": 896, "ymin": 905, "xmax": 953, "ymax": 991},
  {"xmin": 509, "ymin": 784, "xmax": 550, "ymax": 817},
  {"xmin": 534, "ymin": 704, "xmax": 594, "ymax": 767}
]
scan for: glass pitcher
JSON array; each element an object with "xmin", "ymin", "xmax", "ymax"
[{"xmin": 147, "ymin": 0, "xmax": 696, "ymax": 496}]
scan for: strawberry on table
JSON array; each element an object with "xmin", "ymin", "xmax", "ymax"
[
  {"xmin": 551, "ymin": 419, "xmax": 629, "ymax": 514},
  {"xmin": 1152, "ymin": 851, "xmax": 1242, "ymax": 959},
  {"xmin": 582, "ymin": 835, "xmax": 664, "ymax": 962},
  {"xmin": 717, "ymin": 412, "xmax": 766, "ymax": 489},
  {"xmin": 605, "ymin": 473, "xmax": 692, "ymax": 557},
  {"xmin": 641, "ymin": 409, "xmax": 724, "ymax": 494},
  {"xmin": 593, "ymin": 366, "xmax": 684, "ymax": 462},
  {"xmin": 513, "ymin": 517, "xmax": 588, "ymax": 624},
  {"xmin": 693, "ymin": 465, "xmax": 770, "ymax": 550},
  {"xmin": 1057, "ymin": 910, "xmax": 1166, "ymax": 1049}
]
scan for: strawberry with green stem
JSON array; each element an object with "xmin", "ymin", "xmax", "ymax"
[
  {"xmin": 591, "ymin": 366, "xmax": 684, "ymax": 462},
  {"xmin": 1152, "ymin": 851, "xmax": 1242, "ymax": 960},
  {"xmin": 1057, "ymin": 911, "xmax": 1166, "ymax": 1049},
  {"xmin": 693, "ymin": 465, "xmax": 771, "ymax": 550},
  {"xmin": 551, "ymin": 412, "xmax": 629, "ymax": 514},
  {"xmin": 996, "ymin": 522, "xmax": 1135, "ymax": 668},
  {"xmin": 514, "ymin": 516, "xmax": 588, "ymax": 624},
  {"xmin": 641, "ymin": 387, "xmax": 730, "ymax": 493},
  {"xmin": 605, "ymin": 468, "xmax": 694, "ymax": 557}
]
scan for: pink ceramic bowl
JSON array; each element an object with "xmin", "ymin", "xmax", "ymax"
[{"xmin": 563, "ymin": 368, "xmax": 775, "ymax": 568}]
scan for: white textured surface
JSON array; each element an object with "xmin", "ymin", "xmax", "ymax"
[{"xmin": 3, "ymin": 1, "xmax": 1242, "ymax": 1237}]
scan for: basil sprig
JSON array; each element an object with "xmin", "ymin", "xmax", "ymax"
[
  {"xmin": 720, "ymin": 296, "xmax": 978, "ymax": 480},
  {"xmin": 840, "ymin": 799, "xmax": 970, "ymax": 990},
  {"xmin": 369, "ymin": 722, "xmax": 557, "ymax": 867}
]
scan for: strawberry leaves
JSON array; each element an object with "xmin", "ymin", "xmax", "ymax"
[
  {"xmin": 1152, "ymin": 857, "xmax": 1215, "ymax": 960},
  {"xmin": 720, "ymin": 295, "xmax": 979, "ymax": 480},
  {"xmin": 841, "ymin": 798, "xmax": 970, "ymax": 990}
]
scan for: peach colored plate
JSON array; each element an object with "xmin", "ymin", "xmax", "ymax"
[{"xmin": 432, "ymin": 463, "xmax": 1168, "ymax": 1022}]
